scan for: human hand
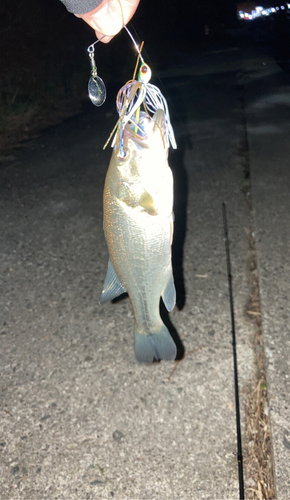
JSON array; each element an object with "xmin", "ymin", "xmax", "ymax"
[{"xmin": 75, "ymin": 0, "xmax": 140, "ymax": 43}]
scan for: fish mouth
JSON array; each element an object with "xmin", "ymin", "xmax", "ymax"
[
  {"xmin": 124, "ymin": 112, "xmax": 150, "ymax": 149},
  {"xmin": 124, "ymin": 124, "xmax": 149, "ymax": 147},
  {"xmin": 124, "ymin": 110, "xmax": 166, "ymax": 149}
]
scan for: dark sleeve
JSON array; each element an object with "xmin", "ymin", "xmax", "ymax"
[{"xmin": 60, "ymin": 0, "xmax": 103, "ymax": 14}]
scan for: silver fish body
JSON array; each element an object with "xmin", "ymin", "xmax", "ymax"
[{"xmin": 100, "ymin": 109, "xmax": 176, "ymax": 363}]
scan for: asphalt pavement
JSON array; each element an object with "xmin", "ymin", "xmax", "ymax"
[{"xmin": 0, "ymin": 34, "xmax": 289, "ymax": 499}]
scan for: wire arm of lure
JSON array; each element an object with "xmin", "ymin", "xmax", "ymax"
[{"xmin": 87, "ymin": 43, "xmax": 99, "ymax": 77}]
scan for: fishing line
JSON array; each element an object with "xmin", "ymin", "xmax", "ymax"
[
  {"xmin": 127, "ymin": 22, "xmax": 189, "ymax": 141},
  {"xmin": 125, "ymin": 25, "xmax": 144, "ymax": 64},
  {"xmin": 127, "ymin": 22, "xmax": 166, "ymax": 92},
  {"xmin": 222, "ymin": 202, "xmax": 245, "ymax": 500}
]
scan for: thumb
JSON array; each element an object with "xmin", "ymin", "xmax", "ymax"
[{"xmin": 76, "ymin": 0, "xmax": 140, "ymax": 43}]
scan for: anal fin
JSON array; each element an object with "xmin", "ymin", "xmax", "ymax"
[{"xmin": 162, "ymin": 274, "xmax": 176, "ymax": 312}]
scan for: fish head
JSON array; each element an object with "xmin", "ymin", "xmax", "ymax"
[
  {"xmin": 115, "ymin": 109, "xmax": 168, "ymax": 162},
  {"xmin": 108, "ymin": 109, "xmax": 173, "ymax": 217}
]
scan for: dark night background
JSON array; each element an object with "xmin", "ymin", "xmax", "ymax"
[
  {"xmin": 1, "ymin": 2, "xmax": 290, "ymax": 497},
  {"xmin": 0, "ymin": 0, "xmax": 289, "ymax": 151}
]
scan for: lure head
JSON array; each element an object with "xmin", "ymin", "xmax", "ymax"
[{"xmin": 138, "ymin": 64, "xmax": 152, "ymax": 84}]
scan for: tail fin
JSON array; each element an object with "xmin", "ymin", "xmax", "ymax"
[{"xmin": 134, "ymin": 323, "xmax": 177, "ymax": 363}]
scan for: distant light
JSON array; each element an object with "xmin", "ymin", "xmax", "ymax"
[{"xmin": 237, "ymin": 5, "xmax": 284, "ymax": 21}]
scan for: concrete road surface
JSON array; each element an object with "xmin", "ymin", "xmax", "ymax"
[{"xmin": 244, "ymin": 46, "xmax": 290, "ymax": 498}]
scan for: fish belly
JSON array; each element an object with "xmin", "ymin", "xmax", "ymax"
[{"xmin": 104, "ymin": 195, "xmax": 172, "ymax": 334}]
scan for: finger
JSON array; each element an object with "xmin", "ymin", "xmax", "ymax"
[
  {"xmin": 76, "ymin": 0, "xmax": 141, "ymax": 43},
  {"xmin": 94, "ymin": 29, "xmax": 114, "ymax": 43}
]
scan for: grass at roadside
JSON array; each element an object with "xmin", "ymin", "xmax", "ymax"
[
  {"xmin": 0, "ymin": 2, "xmax": 90, "ymax": 154},
  {"xmin": 239, "ymin": 157, "xmax": 275, "ymax": 499},
  {"xmin": 0, "ymin": 85, "xmax": 85, "ymax": 153}
]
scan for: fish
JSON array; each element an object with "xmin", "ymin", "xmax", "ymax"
[{"xmin": 100, "ymin": 108, "xmax": 177, "ymax": 363}]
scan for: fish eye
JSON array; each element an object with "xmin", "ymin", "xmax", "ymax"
[{"xmin": 116, "ymin": 149, "xmax": 128, "ymax": 160}]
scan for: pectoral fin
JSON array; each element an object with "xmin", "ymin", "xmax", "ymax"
[
  {"xmin": 162, "ymin": 274, "xmax": 176, "ymax": 312},
  {"xmin": 119, "ymin": 183, "xmax": 157, "ymax": 215},
  {"xmin": 139, "ymin": 190, "xmax": 158, "ymax": 216},
  {"xmin": 100, "ymin": 260, "xmax": 127, "ymax": 304}
]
